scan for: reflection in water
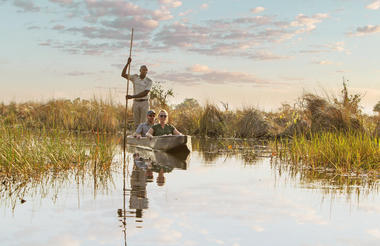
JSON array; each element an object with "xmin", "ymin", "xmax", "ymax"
[
  {"xmin": 270, "ymin": 157, "xmax": 380, "ymax": 198},
  {"xmin": 117, "ymin": 148, "xmax": 191, "ymax": 244},
  {"xmin": 192, "ymin": 137, "xmax": 379, "ymax": 199},
  {"xmin": 0, "ymin": 164, "xmax": 116, "ymax": 211},
  {"xmin": 193, "ymin": 137, "xmax": 271, "ymax": 164}
]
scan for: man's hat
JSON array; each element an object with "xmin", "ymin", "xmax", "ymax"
[{"xmin": 147, "ymin": 110, "xmax": 156, "ymax": 115}]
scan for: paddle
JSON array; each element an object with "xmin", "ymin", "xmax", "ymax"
[{"xmin": 123, "ymin": 28, "xmax": 134, "ymax": 155}]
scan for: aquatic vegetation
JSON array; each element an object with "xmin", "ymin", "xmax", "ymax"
[
  {"xmin": 199, "ymin": 104, "xmax": 226, "ymax": 137},
  {"xmin": 273, "ymin": 131, "xmax": 380, "ymax": 174},
  {"xmin": 0, "ymin": 125, "xmax": 118, "ymax": 180},
  {"xmin": 235, "ymin": 107, "xmax": 269, "ymax": 138}
]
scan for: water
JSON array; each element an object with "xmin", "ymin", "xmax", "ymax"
[{"xmin": 1, "ymin": 139, "xmax": 380, "ymax": 246}]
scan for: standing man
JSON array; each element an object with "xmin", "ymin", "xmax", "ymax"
[{"xmin": 121, "ymin": 57, "xmax": 153, "ymax": 127}]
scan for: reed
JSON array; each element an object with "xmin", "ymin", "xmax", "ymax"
[
  {"xmin": 0, "ymin": 125, "xmax": 118, "ymax": 181},
  {"xmin": 274, "ymin": 131, "xmax": 380, "ymax": 174}
]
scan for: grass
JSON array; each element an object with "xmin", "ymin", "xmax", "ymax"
[
  {"xmin": 0, "ymin": 125, "xmax": 118, "ymax": 181},
  {"xmin": 273, "ymin": 131, "xmax": 380, "ymax": 174}
]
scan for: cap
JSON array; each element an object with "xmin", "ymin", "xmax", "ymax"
[{"xmin": 147, "ymin": 110, "xmax": 156, "ymax": 115}]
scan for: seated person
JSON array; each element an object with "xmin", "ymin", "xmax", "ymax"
[
  {"xmin": 146, "ymin": 109, "xmax": 182, "ymax": 139},
  {"xmin": 134, "ymin": 110, "xmax": 156, "ymax": 138}
]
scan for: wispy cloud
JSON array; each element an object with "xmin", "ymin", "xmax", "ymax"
[
  {"xmin": 13, "ymin": 0, "xmax": 40, "ymax": 12},
  {"xmin": 366, "ymin": 1, "xmax": 380, "ymax": 10},
  {"xmin": 348, "ymin": 25, "xmax": 380, "ymax": 36},
  {"xmin": 368, "ymin": 228, "xmax": 380, "ymax": 239},
  {"xmin": 49, "ymin": 0, "xmax": 73, "ymax": 5},
  {"xmin": 65, "ymin": 71, "xmax": 94, "ymax": 76},
  {"xmin": 200, "ymin": 3, "xmax": 209, "ymax": 9},
  {"xmin": 312, "ymin": 60, "xmax": 335, "ymax": 65},
  {"xmin": 251, "ymin": 6, "xmax": 265, "ymax": 14},
  {"xmin": 159, "ymin": 0, "xmax": 182, "ymax": 8},
  {"xmin": 152, "ymin": 13, "xmax": 326, "ymax": 59},
  {"xmin": 290, "ymin": 13, "xmax": 329, "ymax": 33},
  {"xmin": 300, "ymin": 41, "xmax": 350, "ymax": 54},
  {"xmin": 158, "ymin": 65, "xmax": 273, "ymax": 86}
]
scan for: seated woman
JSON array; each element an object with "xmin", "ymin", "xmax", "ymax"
[{"xmin": 146, "ymin": 109, "xmax": 182, "ymax": 139}]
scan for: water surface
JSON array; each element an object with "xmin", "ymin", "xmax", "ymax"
[{"xmin": 1, "ymin": 139, "xmax": 380, "ymax": 246}]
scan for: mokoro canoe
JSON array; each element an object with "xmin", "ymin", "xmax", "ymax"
[{"xmin": 126, "ymin": 135, "xmax": 192, "ymax": 152}]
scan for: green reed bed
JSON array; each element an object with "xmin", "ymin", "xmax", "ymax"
[
  {"xmin": 0, "ymin": 126, "xmax": 118, "ymax": 180},
  {"xmin": 274, "ymin": 131, "xmax": 380, "ymax": 174}
]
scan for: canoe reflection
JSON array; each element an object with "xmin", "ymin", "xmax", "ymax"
[{"xmin": 120, "ymin": 149, "xmax": 190, "ymax": 224}]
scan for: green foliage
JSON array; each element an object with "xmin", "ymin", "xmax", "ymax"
[
  {"xmin": 175, "ymin": 98, "xmax": 200, "ymax": 110},
  {"xmin": 170, "ymin": 98, "xmax": 201, "ymax": 135},
  {"xmin": 149, "ymin": 82, "xmax": 174, "ymax": 109},
  {"xmin": 199, "ymin": 104, "xmax": 226, "ymax": 137}
]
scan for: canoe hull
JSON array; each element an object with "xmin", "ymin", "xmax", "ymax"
[{"xmin": 126, "ymin": 135, "xmax": 192, "ymax": 153}]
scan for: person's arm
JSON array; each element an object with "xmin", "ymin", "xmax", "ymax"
[
  {"xmin": 146, "ymin": 128, "xmax": 154, "ymax": 139},
  {"xmin": 121, "ymin": 57, "xmax": 132, "ymax": 79},
  {"xmin": 127, "ymin": 77, "xmax": 151, "ymax": 99},
  {"xmin": 134, "ymin": 123, "xmax": 143, "ymax": 138}
]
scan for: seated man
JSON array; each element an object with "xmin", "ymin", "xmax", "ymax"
[{"xmin": 134, "ymin": 110, "xmax": 156, "ymax": 139}]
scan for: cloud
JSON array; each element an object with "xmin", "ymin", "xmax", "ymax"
[
  {"xmin": 349, "ymin": 25, "xmax": 380, "ymax": 36},
  {"xmin": 151, "ymin": 13, "xmax": 327, "ymax": 58},
  {"xmin": 300, "ymin": 41, "xmax": 350, "ymax": 54},
  {"xmin": 368, "ymin": 229, "xmax": 380, "ymax": 239},
  {"xmin": 366, "ymin": 1, "xmax": 380, "ymax": 10},
  {"xmin": 49, "ymin": 0, "xmax": 73, "ymax": 5},
  {"xmin": 178, "ymin": 9, "xmax": 193, "ymax": 17},
  {"xmin": 251, "ymin": 225, "xmax": 265, "ymax": 232},
  {"xmin": 158, "ymin": 66, "xmax": 272, "ymax": 86},
  {"xmin": 159, "ymin": 0, "xmax": 182, "ymax": 8},
  {"xmin": 188, "ymin": 64, "xmax": 211, "ymax": 73},
  {"xmin": 65, "ymin": 71, "xmax": 94, "ymax": 76},
  {"xmin": 52, "ymin": 24, "xmax": 65, "ymax": 30},
  {"xmin": 290, "ymin": 13, "xmax": 329, "ymax": 33},
  {"xmin": 251, "ymin": 6, "xmax": 265, "ymax": 14},
  {"xmin": 312, "ymin": 60, "xmax": 334, "ymax": 65},
  {"xmin": 27, "ymin": 25, "xmax": 41, "ymax": 30},
  {"xmin": 249, "ymin": 50, "xmax": 291, "ymax": 60},
  {"xmin": 200, "ymin": 3, "xmax": 208, "ymax": 9},
  {"xmin": 13, "ymin": 0, "xmax": 40, "ymax": 12}
]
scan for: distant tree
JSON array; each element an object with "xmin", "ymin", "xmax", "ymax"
[
  {"xmin": 374, "ymin": 101, "xmax": 380, "ymax": 115},
  {"xmin": 175, "ymin": 98, "xmax": 200, "ymax": 110},
  {"xmin": 149, "ymin": 82, "xmax": 174, "ymax": 109}
]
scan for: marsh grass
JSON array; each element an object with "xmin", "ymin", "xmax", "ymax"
[
  {"xmin": 273, "ymin": 131, "xmax": 380, "ymax": 174},
  {"xmin": 0, "ymin": 125, "xmax": 118, "ymax": 181}
]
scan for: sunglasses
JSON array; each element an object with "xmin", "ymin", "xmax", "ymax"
[
  {"xmin": 159, "ymin": 115, "xmax": 167, "ymax": 118},
  {"xmin": 148, "ymin": 114, "xmax": 155, "ymax": 117}
]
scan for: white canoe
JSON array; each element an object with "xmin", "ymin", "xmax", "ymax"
[{"xmin": 126, "ymin": 135, "xmax": 192, "ymax": 152}]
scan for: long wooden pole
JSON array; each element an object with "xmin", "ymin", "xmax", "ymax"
[
  {"xmin": 122, "ymin": 28, "xmax": 133, "ymax": 246},
  {"xmin": 123, "ymin": 28, "xmax": 134, "ymax": 155}
]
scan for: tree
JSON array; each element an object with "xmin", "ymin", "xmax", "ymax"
[
  {"xmin": 175, "ymin": 98, "xmax": 200, "ymax": 110},
  {"xmin": 149, "ymin": 82, "xmax": 174, "ymax": 109},
  {"xmin": 374, "ymin": 101, "xmax": 380, "ymax": 115}
]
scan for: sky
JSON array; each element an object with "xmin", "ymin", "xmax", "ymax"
[{"xmin": 0, "ymin": 0, "xmax": 379, "ymax": 113}]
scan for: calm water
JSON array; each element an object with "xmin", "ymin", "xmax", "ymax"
[{"xmin": 1, "ymin": 139, "xmax": 380, "ymax": 246}]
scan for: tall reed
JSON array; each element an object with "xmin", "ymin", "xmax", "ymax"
[
  {"xmin": 0, "ymin": 125, "xmax": 118, "ymax": 180},
  {"xmin": 274, "ymin": 131, "xmax": 380, "ymax": 174}
]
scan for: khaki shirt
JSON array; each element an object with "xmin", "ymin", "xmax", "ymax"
[{"xmin": 130, "ymin": 74, "xmax": 153, "ymax": 100}]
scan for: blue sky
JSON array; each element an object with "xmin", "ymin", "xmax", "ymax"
[{"xmin": 0, "ymin": 0, "xmax": 380, "ymax": 112}]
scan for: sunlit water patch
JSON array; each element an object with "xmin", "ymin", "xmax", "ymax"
[{"xmin": 1, "ymin": 139, "xmax": 380, "ymax": 246}]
